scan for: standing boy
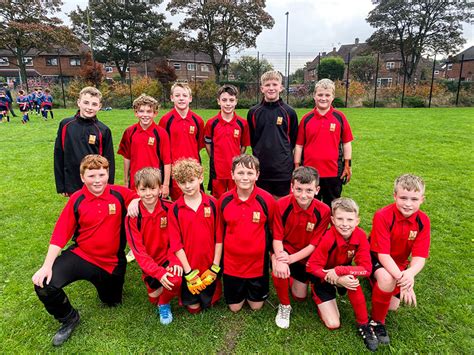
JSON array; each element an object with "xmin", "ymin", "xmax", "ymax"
[
  {"xmin": 125, "ymin": 167, "xmax": 182, "ymax": 325},
  {"xmin": 369, "ymin": 174, "xmax": 430, "ymax": 345},
  {"xmin": 17, "ymin": 89, "xmax": 30, "ymax": 123},
  {"xmin": 272, "ymin": 166, "xmax": 331, "ymax": 329},
  {"xmin": 247, "ymin": 71, "xmax": 298, "ymax": 199},
  {"xmin": 204, "ymin": 84, "xmax": 250, "ymax": 198},
  {"xmin": 168, "ymin": 158, "xmax": 222, "ymax": 314},
  {"xmin": 0, "ymin": 90, "xmax": 10, "ymax": 122},
  {"xmin": 159, "ymin": 83, "xmax": 204, "ymax": 200},
  {"xmin": 118, "ymin": 94, "xmax": 171, "ymax": 198},
  {"xmin": 32, "ymin": 155, "xmax": 136, "ymax": 346},
  {"xmin": 307, "ymin": 198, "xmax": 378, "ymax": 352},
  {"xmin": 41, "ymin": 88, "xmax": 54, "ymax": 120},
  {"xmin": 294, "ymin": 79, "xmax": 353, "ymax": 207},
  {"xmin": 54, "ymin": 86, "xmax": 115, "ymax": 196},
  {"xmin": 218, "ymin": 154, "xmax": 283, "ymax": 312}
]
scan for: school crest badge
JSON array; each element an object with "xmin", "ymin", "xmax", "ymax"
[
  {"xmin": 160, "ymin": 217, "xmax": 167, "ymax": 228},
  {"xmin": 408, "ymin": 230, "xmax": 418, "ymax": 241},
  {"xmin": 148, "ymin": 137, "xmax": 155, "ymax": 145},
  {"xmin": 276, "ymin": 116, "xmax": 283, "ymax": 125},
  {"xmin": 108, "ymin": 204, "xmax": 116, "ymax": 215},
  {"xmin": 189, "ymin": 125, "xmax": 195, "ymax": 134},
  {"xmin": 204, "ymin": 207, "xmax": 211, "ymax": 218},
  {"xmin": 88, "ymin": 135, "xmax": 96, "ymax": 144},
  {"xmin": 329, "ymin": 123, "xmax": 336, "ymax": 132},
  {"xmin": 233, "ymin": 129, "xmax": 240, "ymax": 138},
  {"xmin": 347, "ymin": 250, "xmax": 355, "ymax": 259},
  {"xmin": 252, "ymin": 211, "xmax": 261, "ymax": 223},
  {"xmin": 306, "ymin": 222, "xmax": 315, "ymax": 232}
]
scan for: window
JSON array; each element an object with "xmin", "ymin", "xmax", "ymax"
[
  {"xmin": 377, "ymin": 78, "xmax": 393, "ymax": 87},
  {"xmin": 201, "ymin": 64, "xmax": 209, "ymax": 72},
  {"xmin": 0, "ymin": 57, "xmax": 9, "ymax": 66},
  {"xmin": 23, "ymin": 57, "xmax": 33, "ymax": 66},
  {"xmin": 125, "ymin": 67, "xmax": 130, "ymax": 73},
  {"xmin": 447, "ymin": 63, "xmax": 453, "ymax": 71},
  {"xmin": 173, "ymin": 63, "xmax": 181, "ymax": 70},
  {"xmin": 386, "ymin": 61, "xmax": 395, "ymax": 70},
  {"xmin": 187, "ymin": 63, "xmax": 196, "ymax": 71},
  {"xmin": 46, "ymin": 57, "xmax": 58, "ymax": 66},
  {"xmin": 69, "ymin": 58, "xmax": 81, "ymax": 66},
  {"xmin": 105, "ymin": 66, "xmax": 113, "ymax": 73}
]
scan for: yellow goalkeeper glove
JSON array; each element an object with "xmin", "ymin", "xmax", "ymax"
[
  {"xmin": 201, "ymin": 264, "xmax": 221, "ymax": 286},
  {"xmin": 185, "ymin": 269, "xmax": 206, "ymax": 295}
]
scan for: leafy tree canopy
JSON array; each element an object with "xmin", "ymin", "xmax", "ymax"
[
  {"xmin": 318, "ymin": 57, "xmax": 345, "ymax": 81},
  {"xmin": 230, "ymin": 55, "xmax": 274, "ymax": 83},
  {"xmin": 350, "ymin": 55, "xmax": 376, "ymax": 83}
]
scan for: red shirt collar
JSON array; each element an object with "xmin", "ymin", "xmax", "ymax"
[
  {"xmin": 313, "ymin": 106, "xmax": 334, "ymax": 119},
  {"xmin": 290, "ymin": 194, "xmax": 314, "ymax": 216},
  {"xmin": 81, "ymin": 184, "xmax": 111, "ymax": 201},
  {"xmin": 137, "ymin": 121, "xmax": 158, "ymax": 132},
  {"xmin": 139, "ymin": 199, "xmax": 166, "ymax": 217},
  {"xmin": 392, "ymin": 203, "xmax": 419, "ymax": 224},
  {"xmin": 231, "ymin": 186, "xmax": 258, "ymax": 205},
  {"xmin": 172, "ymin": 107, "xmax": 193, "ymax": 121},
  {"xmin": 333, "ymin": 226, "xmax": 361, "ymax": 247},
  {"xmin": 176, "ymin": 191, "xmax": 212, "ymax": 209},
  {"xmin": 217, "ymin": 111, "xmax": 237, "ymax": 124}
]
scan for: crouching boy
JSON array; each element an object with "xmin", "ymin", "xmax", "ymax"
[
  {"xmin": 218, "ymin": 154, "xmax": 283, "ymax": 312},
  {"xmin": 369, "ymin": 174, "xmax": 430, "ymax": 345},
  {"xmin": 272, "ymin": 166, "xmax": 331, "ymax": 329},
  {"xmin": 307, "ymin": 198, "xmax": 378, "ymax": 352},
  {"xmin": 168, "ymin": 159, "xmax": 222, "ymax": 314},
  {"xmin": 32, "ymin": 155, "xmax": 136, "ymax": 346},
  {"xmin": 125, "ymin": 167, "xmax": 182, "ymax": 325}
]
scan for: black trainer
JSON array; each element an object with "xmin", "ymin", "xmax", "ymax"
[
  {"xmin": 370, "ymin": 320, "xmax": 390, "ymax": 345},
  {"xmin": 358, "ymin": 323, "xmax": 378, "ymax": 352},
  {"xmin": 52, "ymin": 311, "xmax": 80, "ymax": 346}
]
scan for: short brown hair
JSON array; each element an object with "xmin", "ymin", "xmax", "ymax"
[
  {"xmin": 80, "ymin": 154, "xmax": 109, "ymax": 175},
  {"xmin": 394, "ymin": 174, "xmax": 425, "ymax": 195},
  {"xmin": 172, "ymin": 158, "xmax": 203, "ymax": 184},
  {"xmin": 260, "ymin": 70, "xmax": 282, "ymax": 85},
  {"xmin": 133, "ymin": 94, "xmax": 159, "ymax": 112},
  {"xmin": 134, "ymin": 167, "xmax": 162, "ymax": 188},
  {"xmin": 331, "ymin": 197, "xmax": 359, "ymax": 216},
  {"xmin": 217, "ymin": 84, "xmax": 239, "ymax": 99},
  {"xmin": 231, "ymin": 154, "xmax": 259, "ymax": 173},
  {"xmin": 79, "ymin": 86, "xmax": 102, "ymax": 101},
  {"xmin": 292, "ymin": 166, "xmax": 319, "ymax": 186},
  {"xmin": 170, "ymin": 82, "xmax": 192, "ymax": 96}
]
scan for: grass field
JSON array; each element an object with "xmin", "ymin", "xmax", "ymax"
[{"xmin": 0, "ymin": 107, "xmax": 473, "ymax": 353}]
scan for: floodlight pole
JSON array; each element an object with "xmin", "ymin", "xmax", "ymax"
[{"xmin": 284, "ymin": 11, "xmax": 289, "ymax": 102}]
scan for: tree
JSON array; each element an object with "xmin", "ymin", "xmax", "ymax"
[
  {"xmin": 167, "ymin": 0, "xmax": 274, "ymax": 83},
  {"xmin": 350, "ymin": 55, "xmax": 377, "ymax": 83},
  {"xmin": 0, "ymin": 0, "xmax": 79, "ymax": 90},
  {"xmin": 230, "ymin": 56, "xmax": 274, "ymax": 83},
  {"xmin": 291, "ymin": 68, "xmax": 305, "ymax": 84},
  {"xmin": 70, "ymin": 0, "xmax": 172, "ymax": 82},
  {"xmin": 318, "ymin": 57, "xmax": 345, "ymax": 81},
  {"xmin": 155, "ymin": 61, "xmax": 177, "ymax": 100},
  {"xmin": 80, "ymin": 52, "xmax": 104, "ymax": 86},
  {"xmin": 367, "ymin": 0, "xmax": 472, "ymax": 83}
]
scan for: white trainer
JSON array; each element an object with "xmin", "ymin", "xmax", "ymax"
[
  {"xmin": 275, "ymin": 304, "xmax": 292, "ymax": 329},
  {"xmin": 126, "ymin": 250, "xmax": 135, "ymax": 263}
]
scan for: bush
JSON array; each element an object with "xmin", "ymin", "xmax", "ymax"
[
  {"xmin": 236, "ymin": 98, "xmax": 256, "ymax": 109},
  {"xmin": 290, "ymin": 96, "xmax": 314, "ymax": 108},
  {"xmin": 333, "ymin": 97, "xmax": 345, "ymax": 108},
  {"xmin": 362, "ymin": 99, "xmax": 386, "ymax": 108},
  {"xmin": 404, "ymin": 96, "xmax": 426, "ymax": 108}
]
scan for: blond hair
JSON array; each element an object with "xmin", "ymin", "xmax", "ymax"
[
  {"xmin": 394, "ymin": 174, "xmax": 425, "ymax": 195},
  {"xmin": 314, "ymin": 78, "xmax": 335, "ymax": 96},
  {"xmin": 80, "ymin": 154, "xmax": 109, "ymax": 175},
  {"xmin": 133, "ymin": 94, "xmax": 159, "ymax": 112},
  {"xmin": 134, "ymin": 167, "xmax": 162, "ymax": 188},
  {"xmin": 331, "ymin": 197, "xmax": 359, "ymax": 216},
  {"xmin": 170, "ymin": 82, "xmax": 192, "ymax": 96},
  {"xmin": 79, "ymin": 86, "xmax": 103, "ymax": 101},
  {"xmin": 260, "ymin": 70, "xmax": 283, "ymax": 85},
  {"xmin": 172, "ymin": 158, "xmax": 203, "ymax": 184}
]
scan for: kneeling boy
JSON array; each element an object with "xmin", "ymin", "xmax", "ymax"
[
  {"xmin": 125, "ymin": 167, "xmax": 182, "ymax": 325},
  {"xmin": 32, "ymin": 155, "xmax": 136, "ymax": 346},
  {"xmin": 307, "ymin": 198, "xmax": 378, "ymax": 352},
  {"xmin": 218, "ymin": 154, "xmax": 283, "ymax": 312},
  {"xmin": 369, "ymin": 174, "xmax": 430, "ymax": 345},
  {"xmin": 272, "ymin": 166, "xmax": 331, "ymax": 328}
]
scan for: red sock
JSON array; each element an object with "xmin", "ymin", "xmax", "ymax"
[
  {"xmin": 371, "ymin": 282, "xmax": 393, "ymax": 323},
  {"xmin": 272, "ymin": 274, "xmax": 291, "ymax": 305},
  {"xmin": 348, "ymin": 286, "xmax": 369, "ymax": 325},
  {"xmin": 148, "ymin": 295, "xmax": 159, "ymax": 306}
]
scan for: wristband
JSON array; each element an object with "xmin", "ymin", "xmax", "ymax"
[
  {"xmin": 345, "ymin": 159, "xmax": 352, "ymax": 167},
  {"xmin": 210, "ymin": 264, "xmax": 221, "ymax": 273}
]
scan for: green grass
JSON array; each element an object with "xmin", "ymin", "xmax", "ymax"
[{"xmin": 0, "ymin": 107, "xmax": 473, "ymax": 353}]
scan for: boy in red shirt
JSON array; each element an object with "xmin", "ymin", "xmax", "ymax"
[
  {"xmin": 159, "ymin": 83, "xmax": 205, "ymax": 200},
  {"xmin": 118, "ymin": 94, "xmax": 171, "ymax": 198},
  {"xmin": 205, "ymin": 84, "xmax": 250, "ymax": 198},
  {"xmin": 294, "ymin": 79, "xmax": 353, "ymax": 207},
  {"xmin": 32, "ymin": 155, "xmax": 136, "ymax": 346},
  {"xmin": 369, "ymin": 174, "xmax": 430, "ymax": 345},
  {"xmin": 168, "ymin": 158, "xmax": 222, "ymax": 314},
  {"xmin": 125, "ymin": 167, "xmax": 182, "ymax": 325},
  {"xmin": 272, "ymin": 166, "xmax": 331, "ymax": 329},
  {"xmin": 218, "ymin": 154, "xmax": 283, "ymax": 312},
  {"xmin": 307, "ymin": 197, "xmax": 378, "ymax": 352}
]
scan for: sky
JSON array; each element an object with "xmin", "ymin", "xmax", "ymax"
[{"xmin": 60, "ymin": 0, "xmax": 473, "ymax": 74}]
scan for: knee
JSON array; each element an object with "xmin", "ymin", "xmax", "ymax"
[
  {"xmin": 228, "ymin": 304, "xmax": 243, "ymax": 313},
  {"xmin": 323, "ymin": 318, "xmax": 340, "ymax": 330},
  {"xmin": 376, "ymin": 272, "xmax": 397, "ymax": 291},
  {"xmin": 248, "ymin": 301, "xmax": 264, "ymax": 311},
  {"xmin": 169, "ymin": 274, "xmax": 182, "ymax": 288},
  {"xmin": 35, "ymin": 284, "xmax": 60, "ymax": 298}
]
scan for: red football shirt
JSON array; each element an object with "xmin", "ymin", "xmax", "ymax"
[
  {"xmin": 50, "ymin": 184, "xmax": 136, "ymax": 274},
  {"xmin": 125, "ymin": 199, "xmax": 177, "ymax": 280},
  {"xmin": 296, "ymin": 106, "xmax": 353, "ymax": 177},
  {"xmin": 158, "ymin": 108, "xmax": 204, "ymax": 163},
  {"xmin": 307, "ymin": 226, "xmax": 372, "ymax": 280},
  {"xmin": 168, "ymin": 193, "xmax": 219, "ymax": 274},
  {"xmin": 217, "ymin": 187, "xmax": 283, "ymax": 278},
  {"xmin": 204, "ymin": 112, "xmax": 250, "ymax": 179},
  {"xmin": 275, "ymin": 194, "xmax": 331, "ymax": 264},
  {"xmin": 370, "ymin": 203, "xmax": 431, "ymax": 270},
  {"xmin": 118, "ymin": 122, "xmax": 171, "ymax": 188}
]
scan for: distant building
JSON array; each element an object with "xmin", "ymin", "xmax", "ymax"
[{"xmin": 444, "ymin": 46, "xmax": 474, "ymax": 82}]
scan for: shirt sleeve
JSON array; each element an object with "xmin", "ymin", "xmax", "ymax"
[
  {"xmin": 167, "ymin": 204, "xmax": 184, "ymax": 254},
  {"xmin": 125, "ymin": 215, "xmax": 167, "ymax": 280},
  {"xmin": 159, "ymin": 128, "xmax": 172, "ymax": 165},
  {"xmin": 197, "ymin": 116, "xmax": 205, "ymax": 150},
  {"xmin": 306, "ymin": 234, "xmax": 332, "ymax": 279},
  {"xmin": 241, "ymin": 119, "xmax": 251, "ymax": 147},
  {"xmin": 53, "ymin": 122, "xmax": 66, "ymax": 193},
  {"xmin": 288, "ymin": 107, "xmax": 299, "ymax": 149},
  {"xmin": 117, "ymin": 128, "xmax": 131, "ymax": 159},
  {"xmin": 103, "ymin": 126, "xmax": 115, "ymax": 184},
  {"xmin": 268, "ymin": 198, "xmax": 284, "ymax": 243},
  {"xmin": 310, "ymin": 206, "xmax": 331, "ymax": 247},
  {"xmin": 341, "ymin": 113, "xmax": 354, "ymax": 143},
  {"xmin": 247, "ymin": 107, "xmax": 256, "ymax": 147},
  {"xmin": 370, "ymin": 211, "xmax": 392, "ymax": 254},
  {"xmin": 411, "ymin": 216, "xmax": 431, "ymax": 258},
  {"xmin": 50, "ymin": 197, "xmax": 78, "ymax": 248},
  {"xmin": 295, "ymin": 116, "xmax": 307, "ymax": 146},
  {"xmin": 204, "ymin": 119, "xmax": 212, "ymax": 144}
]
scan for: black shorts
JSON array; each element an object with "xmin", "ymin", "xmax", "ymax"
[
  {"xmin": 371, "ymin": 252, "xmax": 402, "ymax": 299},
  {"xmin": 181, "ymin": 276, "xmax": 218, "ymax": 309},
  {"xmin": 257, "ymin": 179, "xmax": 291, "ymax": 197},
  {"xmin": 311, "ymin": 279, "xmax": 347, "ymax": 305},
  {"xmin": 317, "ymin": 177, "xmax": 343, "ymax": 207},
  {"xmin": 289, "ymin": 261, "xmax": 311, "ymax": 283},
  {"xmin": 223, "ymin": 274, "xmax": 269, "ymax": 304}
]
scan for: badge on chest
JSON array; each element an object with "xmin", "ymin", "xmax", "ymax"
[
  {"xmin": 408, "ymin": 230, "xmax": 418, "ymax": 241},
  {"xmin": 347, "ymin": 250, "xmax": 355, "ymax": 259},
  {"xmin": 108, "ymin": 203, "xmax": 116, "ymax": 215},
  {"xmin": 189, "ymin": 125, "xmax": 195, "ymax": 134},
  {"xmin": 160, "ymin": 217, "xmax": 167, "ymax": 228},
  {"xmin": 148, "ymin": 137, "xmax": 155, "ymax": 145},
  {"xmin": 329, "ymin": 123, "xmax": 336, "ymax": 132},
  {"xmin": 233, "ymin": 129, "xmax": 240, "ymax": 138},
  {"xmin": 204, "ymin": 206, "xmax": 211, "ymax": 218},
  {"xmin": 306, "ymin": 222, "xmax": 315, "ymax": 232},
  {"xmin": 276, "ymin": 116, "xmax": 283, "ymax": 125},
  {"xmin": 88, "ymin": 135, "xmax": 96, "ymax": 144},
  {"xmin": 252, "ymin": 211, "xmax": 261, "ymax": 223}
]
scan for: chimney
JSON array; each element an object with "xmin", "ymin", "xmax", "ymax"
[
  {"xmin": 322, "ymin": 52, "xmax": 327, "ymax": 56},
  {"xmin": 355, "ymin": 38, "xmax": 360, "ymax": 45},
  {"xmin": 333, "ymin": 47, "xmax": 336, "ymax": 52}
]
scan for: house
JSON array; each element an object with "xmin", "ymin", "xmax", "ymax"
[{"xmin": 444, "ymin": 46, "xmax": 474, "ymax": 81}]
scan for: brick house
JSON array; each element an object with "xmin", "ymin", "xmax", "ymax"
[{"xmin": 444, "ymin": 46, "xmax": 474, "ymax": 81}]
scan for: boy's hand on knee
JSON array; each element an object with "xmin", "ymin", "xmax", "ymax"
[
  {"xmin": 160, "ymin": 272, "xmax": 175, "ymax": 291},
  {"xmin": 274, "ymin": 260, "xmax": 290, "ymax": 279},
  {"xmin": 323, "ymin": 269, "xmax": 338, "ymax": 284},
  {"xmin": 398, "ymin": 270, "xmax": 415, "ymax": 290},
  {"xmin": 337, "ymin": 275, "xmax": 359, "ymax": 290},
  {"xmin": 185, "ymin": 269, "xmax": 206, "ymax": 295},
  {"xmin": 32, "ymin": 266, "xmax": 53, "ymax": 288},
  {"xmin": 400, "ymin": 288, "xmax": 417, "ymax": 307},
  {"xmin": 167, "ymin": 264, "xmax": 183, "ymax": 277}
]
